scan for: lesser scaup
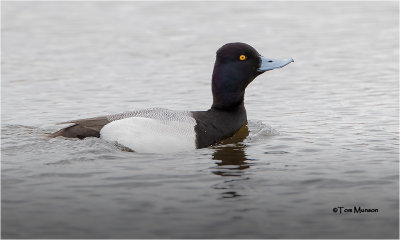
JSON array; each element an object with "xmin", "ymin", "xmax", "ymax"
[{"xmin": 50, "ymin": 42, "xmax": 293, "ymax": 152}]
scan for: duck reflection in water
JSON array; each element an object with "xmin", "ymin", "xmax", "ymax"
[
  {"xmin": 212, "ymin": 124, "xmax": 251, "ymax": 176},
  {"xmin": 212, "ymin": 124, "xmax": 253, "ymax": 198}
]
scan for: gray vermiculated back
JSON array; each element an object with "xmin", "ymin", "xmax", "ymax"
[{"xmin": 107, "ymin": 108, "xmax": 196, "ymax": 124}]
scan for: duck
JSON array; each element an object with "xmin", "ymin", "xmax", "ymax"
[{"xmin": 50, "ymin": 42, "xmax": 293, "ymax": 153}]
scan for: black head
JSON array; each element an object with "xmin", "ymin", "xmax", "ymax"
[{"xmin": 211, "ymin": 42, "xmax": 293, "ymax": 110}]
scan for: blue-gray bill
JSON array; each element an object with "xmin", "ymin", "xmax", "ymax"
[{"xmin": 258, "ymin": 57, "xmax": 294, "ymax": 72}]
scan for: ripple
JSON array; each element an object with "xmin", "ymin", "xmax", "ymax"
[
  {"xmin": 264, "ymin": 151, "xmax": 289, "ymax": 154},
  {"xmin": 245, "ymin": 120, "xmax": 279, "ymax": 142}
]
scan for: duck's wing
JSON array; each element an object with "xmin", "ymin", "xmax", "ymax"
[
  {"xmin": 101, "ymin": 108, "xmax": 197, "ymax": 152},
  {"xmin": 49, "ymin": 108, "xmax": 191, "ymax": 139},
  {"xmin": 100, "ymin": 115, "xmax": 197, "ymax": 153}
]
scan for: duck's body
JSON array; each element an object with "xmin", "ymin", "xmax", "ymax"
[
  {"xmin": 51, "ymin": 105, "xmax": 246, "ymax": 152},
  {"xmin": 51, "ymin": 43, "xmax": 293, "ymax": 152}
]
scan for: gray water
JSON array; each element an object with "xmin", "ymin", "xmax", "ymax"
[{"xmin": 2, "ymin": 2, "xmax": 399, "ymax": 239}]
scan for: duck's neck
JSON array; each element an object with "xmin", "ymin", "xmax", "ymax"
[
  {"xmin": 211, "ymin": 64, "xmax": 250, "ymax": 110},
  {"xmin": 212, "ymin": 94, "xmax": 244, "ymax": 110},
  {"xmin": 211, "ymin": 100, "xmax": 246, "ymax": 113}
]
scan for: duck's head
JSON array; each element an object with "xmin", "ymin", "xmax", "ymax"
[{"xmin": 211, "ymin": 42, "xmax": 293, "ymax": 110}]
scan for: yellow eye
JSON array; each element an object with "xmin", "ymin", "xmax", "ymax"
[{"xmin": 239, "ymin": 55, "xmax": 246, "ymax": 61}]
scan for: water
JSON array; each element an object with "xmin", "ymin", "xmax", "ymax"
[{"xmin": 2, "ymin": 2, "xmax": 398, "ymax": 238}]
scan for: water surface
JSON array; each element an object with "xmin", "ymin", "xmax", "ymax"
[{"xmin": 2, "ymin": 2, "xmax": 399, "ymax": 238}]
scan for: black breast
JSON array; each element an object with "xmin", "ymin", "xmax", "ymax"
[{"xmin": 191, "ymin": 103, "xmax": 247, "ymax": 148}]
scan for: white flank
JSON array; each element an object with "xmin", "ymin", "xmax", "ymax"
[{"xmin": 100, "ymin": 117, "xmax": 196, "ymax": 153}]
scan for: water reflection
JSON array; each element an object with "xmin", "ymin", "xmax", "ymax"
[
  {"xmin": 212, "ymin": 124, "xmax": 250, "ymax": 176},
  {"xmin": 212, "ymin": 144, "xmax": 249, "ymax": 176},
  {"xmin": 212, "ymin": 125, "xmax": 251, "ymax": 198}
]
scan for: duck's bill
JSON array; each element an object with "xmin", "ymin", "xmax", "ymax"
[{"xmin": 258, "ymin": 57, "xmax": 294, "ymax": 72}]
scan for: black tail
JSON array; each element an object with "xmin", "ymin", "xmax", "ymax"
[{"xmin": 48, "ymin": 124, "xmax": 100, "ymax": 139}]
